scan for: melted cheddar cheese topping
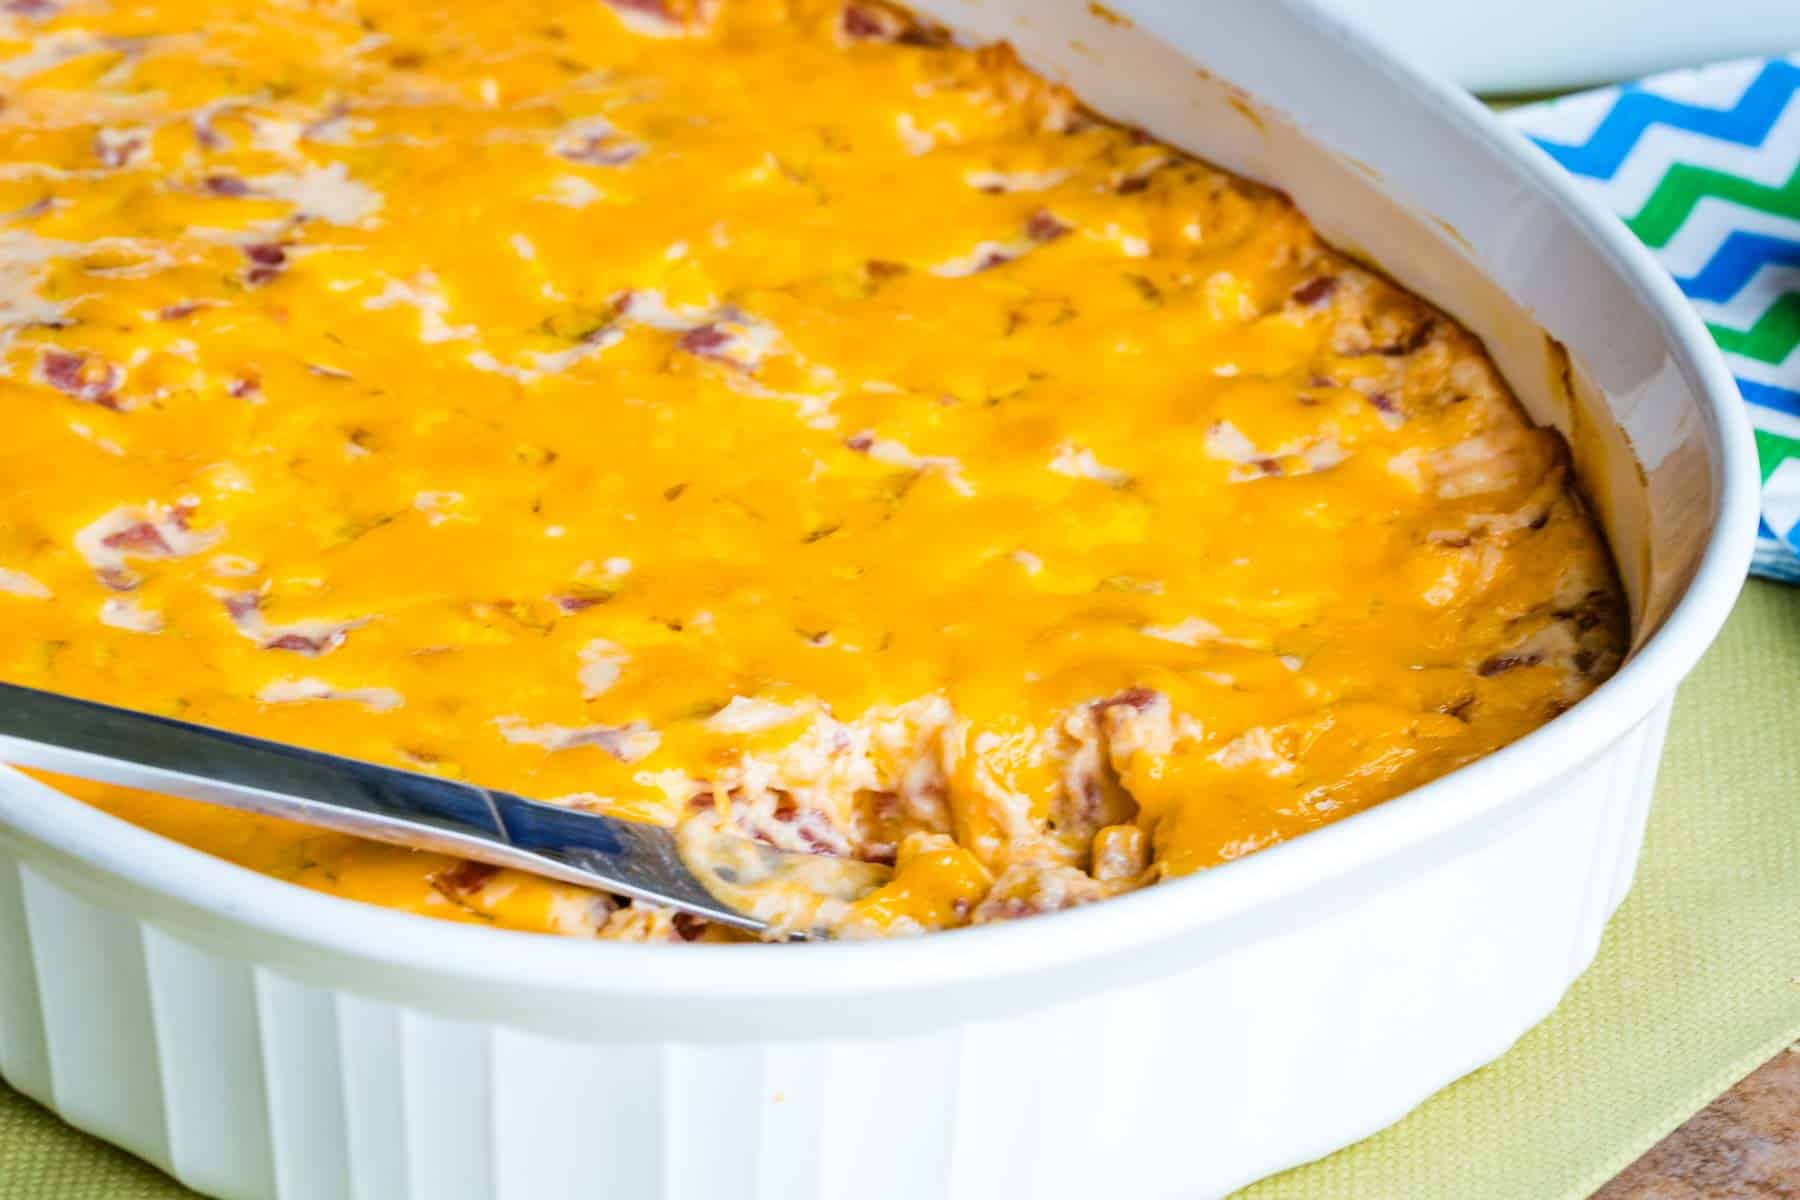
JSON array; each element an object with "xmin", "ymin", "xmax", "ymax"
[{"xmin": 0, "ymin": 0, "xmax": 1625, "ymax": 940}]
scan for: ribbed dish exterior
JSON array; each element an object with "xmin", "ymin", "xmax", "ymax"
[{"xmin": 0, "ymin": 700, "xmax": 1672, "ymax": 1200}]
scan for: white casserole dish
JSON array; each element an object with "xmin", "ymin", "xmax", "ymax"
[{"xmin": 0, "ymin": 1, "xmax": 1761, "ymax": 1197}]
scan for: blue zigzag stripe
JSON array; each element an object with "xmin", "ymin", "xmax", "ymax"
[
  {"xmin": 1757, "ymin": 521, "xmax": 1800, "ymax": 562},
  {"xmin": 1532, "ymin": 60, "xmax": 1800, "ymax": 179},
  {"xmin": 1676, "ymin": 231, "xmax": 1800, "ymax": 302},
  {"xmin": 1754, "ymin": 537, "xmax": 1800, "ymax": 582},
  {"xmin": 1738, "ymin": 377, "xmax": 1800, "ymax": 417}
]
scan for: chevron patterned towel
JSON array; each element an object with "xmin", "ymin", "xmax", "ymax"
[{"xmin": 1510, "ymin": 58, "xmax": 1800, "ymax": 583}]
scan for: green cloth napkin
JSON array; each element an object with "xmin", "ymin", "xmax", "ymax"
[{"xmin": 3, "ymin": 582, "xmax": 1798, "ymax": 1198}]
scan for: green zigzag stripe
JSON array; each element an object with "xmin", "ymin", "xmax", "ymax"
[
  {"xmin": 1634, "ymin": 157, "xmax": 1800, "ymax": 364},
  {"xmin": 1628, "ymin": 160, "xmax": 1800, "ymax": 248},
  {"xmin": 1708, "ymin": 291, "xmax": 1800, "ymax": 364},
  {"xmin": 1755, "ymin": 428, "xmax": 1800, "ymax": 482}
]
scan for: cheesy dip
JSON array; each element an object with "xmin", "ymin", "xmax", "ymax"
[{"xmin": 0, "ymin": 0, "xmax": 1626, "ymax": 940}]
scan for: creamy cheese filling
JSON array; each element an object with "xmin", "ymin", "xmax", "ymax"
[{"xmin": 0, "ymin": 0, "xmax": 1624, "ymax": 941}]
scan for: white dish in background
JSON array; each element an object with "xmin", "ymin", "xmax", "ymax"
[
  {"xmin": 0, "ymin": 1, "xmax": 1761, "ymax": 1198},
  {"xmin": 1319, "ymin": 0, "xmax": 1800, "ymax": 93}
]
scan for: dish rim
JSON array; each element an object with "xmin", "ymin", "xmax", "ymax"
[{"xmin": 0, "ymin": 0, "xmax": 1761, "ymax": 1004}]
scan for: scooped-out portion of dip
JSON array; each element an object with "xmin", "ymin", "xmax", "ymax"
[{"xmin": 0, "ymin": 0, "xmax": 1625, "ymax": 941}]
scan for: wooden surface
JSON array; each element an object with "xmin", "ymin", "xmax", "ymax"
[{"xmin": 1596, "ymin": 1046, "xmax": 1798, "ymax": 1198}]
